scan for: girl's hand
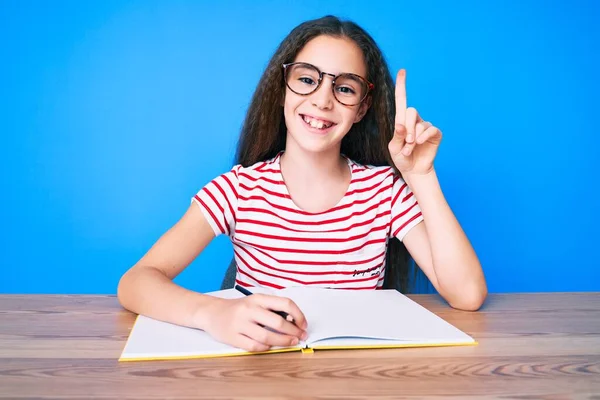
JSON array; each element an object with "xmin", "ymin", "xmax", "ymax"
[
  {"xmin": 388, "ymin": 69, "xmax": 442, "ymax": 176},
  {"xmin": 202, "ymin": 294, "xmax": 308, "ymax": 352}
]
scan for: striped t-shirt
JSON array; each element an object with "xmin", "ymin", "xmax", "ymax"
[{"xmin": 193, "ymin": 152, "xmax": 423, "ymax": 290}]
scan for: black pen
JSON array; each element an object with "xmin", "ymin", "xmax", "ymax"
[{"xmin": 235, "ymin": 284, "xmax": 295, "ymax": 323}]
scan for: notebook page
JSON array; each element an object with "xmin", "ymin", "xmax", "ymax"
[
  {"xmin": 278, "ymin": 287, "xmax": 474, "ymax": 346},
  {"xmin": 120, "ymin": 314, "xmax": 253, "ymax": 359}
]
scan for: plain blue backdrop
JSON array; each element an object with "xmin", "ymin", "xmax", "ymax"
[{"xmin": 1, "ymin": 0, "xmax": 598, "ymax": 294}]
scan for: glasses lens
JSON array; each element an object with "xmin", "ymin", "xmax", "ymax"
[
  {"xmin": 285, "ymin": 63, "xmax": 320, "ymax": 95},
  {"xmin": 284, "ymin": 63, "xmax": 369, "ymax": 105},
  {"xmin": 334, "ymin": 74, "xmax": 368, "ymax": 105}
]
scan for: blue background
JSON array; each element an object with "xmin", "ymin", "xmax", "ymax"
[{"xmin": 1, "ymin": 0, "xmax": 598, "ymax": 294}]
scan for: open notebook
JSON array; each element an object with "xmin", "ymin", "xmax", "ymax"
[{"xmin": 119, "ymin": 286, "xmax": 476, "ymax": 361}]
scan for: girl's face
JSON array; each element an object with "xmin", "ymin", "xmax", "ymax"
[{"xmin": 283, "ymin": 35, "xmax": 370, "ymax": 156}]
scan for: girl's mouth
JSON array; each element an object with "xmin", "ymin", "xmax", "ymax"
[{"xmin": 300, "ymin": 114, "xmax": 337, "ymax": 133}]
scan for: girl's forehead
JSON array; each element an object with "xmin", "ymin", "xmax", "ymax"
[{"xmin": 293, "ymin": 35, "xmax": 367, "ymax": 77}]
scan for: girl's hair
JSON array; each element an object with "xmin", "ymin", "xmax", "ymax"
[{"xmin": 235, "ymin": 15, "xmax": 428, "ymax": 294}]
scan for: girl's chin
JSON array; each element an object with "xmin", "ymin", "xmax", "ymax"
[{"xmin": 286, "ymin": 131, "xmax": 342, "ymax": 155}]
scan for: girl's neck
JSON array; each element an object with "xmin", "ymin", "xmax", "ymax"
[
  {"xmin": 278, "ymin": 140, "xmax": 352, "ymax": 214},
  {"xmin": 279, "ymin": 144, "xmax": 348, "ymax": 186}
]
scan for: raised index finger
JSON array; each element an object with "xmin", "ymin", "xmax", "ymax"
[{"xmin": 395, "ymin": 69, "xmax": 407, "ymax": 126}]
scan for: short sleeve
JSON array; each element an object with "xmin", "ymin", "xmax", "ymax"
[
  {"xmin": 389, "ymin": 174, "xmax": 423, "ymax": 241},
  {"xmin": 191, "ymin": 165, "xmax": 240, "ymax": 237}
]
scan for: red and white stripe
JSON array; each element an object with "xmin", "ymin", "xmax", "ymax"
[{"xmin": 193, "ymin": 153, "xmax": 422, "ymax": 290}]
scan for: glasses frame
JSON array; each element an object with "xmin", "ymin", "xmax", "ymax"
[{"xmin": 282, "ymin": 62, "xmax": 374, "ymax": 106}]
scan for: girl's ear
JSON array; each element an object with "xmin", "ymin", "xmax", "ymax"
[{"xmin": 354, "ymin": 96, "xmax": 372, "ymax": 123}]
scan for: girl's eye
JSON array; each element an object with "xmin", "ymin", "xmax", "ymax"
[
  {"xmin": 299, "ymin": 77, "xmax": 316, "ymax": 85},
  {"xmin": 336, "ymin": 86, "xmax": 357, "ymax": 95}
]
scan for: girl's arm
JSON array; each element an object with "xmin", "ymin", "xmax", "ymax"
[
  {"xmin": 401, "ymin": 170, "xmax": 487, "ymax": 311},
  {"xmin": 388, "ymin": 69, "xmax": 487, "ymax": 310},
  {"xmin": 117, "ymin": 204, "xmax": 220, "ymax": 329},
  {"xmin": 117, "ymin": 204, "xmax": 308, "ymax": 351}
]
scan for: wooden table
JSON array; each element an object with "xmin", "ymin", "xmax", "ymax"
[{"xmin": 1, "ymin": 293, "xmax": 599, "ymax": 399}]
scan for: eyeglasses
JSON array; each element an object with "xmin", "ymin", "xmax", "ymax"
[{"xmin": 282, "ymin": 62, "xmax": 374, "ymax": 106}]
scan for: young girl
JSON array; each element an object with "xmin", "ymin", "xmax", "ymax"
[{"xmin": 117, "ymin": 15, "xmax": 487, "ymax": 352}]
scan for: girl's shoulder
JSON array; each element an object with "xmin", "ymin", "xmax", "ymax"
[
  {"xmin": 344, "ymin": 156, "xmax": 399, "ymax": 183},
  {"xmin": 226, "ymin": 153, "xmax": 283, "ymax": 179},
  {"xmin": 230, "ymin": 154, "xmax": 281, "ymax": 178}
]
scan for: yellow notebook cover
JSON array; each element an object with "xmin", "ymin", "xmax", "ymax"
[{"xmin": 119, "ymin": 287, "xmax": 476, "ymax": 362}]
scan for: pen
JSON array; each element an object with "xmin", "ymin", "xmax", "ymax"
[{"xmin": 235, "ymin": 284, "xmax": 295, "ymax": 323}]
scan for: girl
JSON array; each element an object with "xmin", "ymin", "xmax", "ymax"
[{"xmin": 117, "ymin": 15, "xmax": 487, "ymax": 352}]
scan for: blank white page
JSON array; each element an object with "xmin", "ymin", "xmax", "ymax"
[
  {"xmin": 120, "ymin": 314, "xmax": 252, "ymax": 359},
  {"xmin": 278, "ymin": 287, "xmax": 474, "ymax": 346}
]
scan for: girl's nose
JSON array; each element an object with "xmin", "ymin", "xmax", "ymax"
[{"xmin": 310, "ymin": 77, "xmax": 335, "ymax": 110}]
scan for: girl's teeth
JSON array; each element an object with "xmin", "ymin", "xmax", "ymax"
[{"xmin": 305, "ymin": 117, "xmax": 329, "ymax": 129}]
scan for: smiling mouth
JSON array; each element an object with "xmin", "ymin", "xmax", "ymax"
[{"xmin": 301, "ymin": 114, "xmax": 336, "ymax": 130}]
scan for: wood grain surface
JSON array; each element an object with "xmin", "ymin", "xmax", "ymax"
[{"xmin": 1, "ymin": 293, "xmax": 599, "ymax": 399}]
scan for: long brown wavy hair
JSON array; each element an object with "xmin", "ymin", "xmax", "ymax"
[{"xmin": 234, "ymin": 15, "xmax": 429, "ymax": 293}]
